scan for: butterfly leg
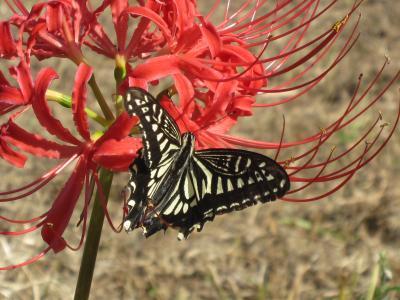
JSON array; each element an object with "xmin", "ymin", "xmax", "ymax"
[
  {"xmin": 140, "ymin": 202, "xmax": 171, "ymax": 237},
  {"xmin": 142, "ymin": 217, "xmax": 167, "ymax": 238}
]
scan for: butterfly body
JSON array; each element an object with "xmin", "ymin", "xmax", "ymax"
[{"xmin": 123, "ymin": 88, "xmax": 290, "ymax": 239}]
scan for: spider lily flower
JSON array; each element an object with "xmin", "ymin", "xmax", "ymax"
[
  {"xmin": 124, "ymin": 0, "xmax": 367, "ymax": 138},
  {"xmin": 4, "ymin": 1, "xmax": 93, "ymax": 63},
  {"xmin": 219, "ymin": 65, "xmax": 400, "ymax": 203},
  {"xmin": 1, "ymin": 63, "xmax": 140, "ymax": 269},
  {"xmin": 0, "ymin": 60, "xmax": 33, "ymax": 115}
]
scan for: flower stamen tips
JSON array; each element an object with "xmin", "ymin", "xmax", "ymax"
[{"xmin": 332, "ymin": 15, "xmax": 349, "ymax": 33}]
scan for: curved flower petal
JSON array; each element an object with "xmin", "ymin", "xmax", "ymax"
[
  {"xmin": 125, "ymin": 6, "xmax": 173, "ymax": 46},
  {"xmin": 198, "ymin": 17, "xmax": 222, "ymax": 58},
  {"xmin": 199, "ymin": 81, "xmax": 238, "ymax": 124},
  {"xmin": 41, "ymin": 155, "xmax": 87, "ymax": 253},
  {"xmin": 220, "ymin": 44, "xmax": 267, "ymax": 91},
  {"xmin": 0, "ymin": 136, "xmax": 26, "ymax": 167},
  {"xmin": 131, "ymin": 55, "xmax": 182, "ymax": 82},
  {"xmin": 93, "ymin": 137, "xmax": 141, "ymax": 172},
  {"xmin": 96, "ymin": 112, "xmax": 138, "ymax": 146},
  {"xmin": 32, "ymin": 68, "xmax": 81, "ymax": 145},
  {"xmin": 0, "ymin": 71, "xmax": 25, "ymax": 110},
  {"xmin": 229, "ymin": 95, "xmax": 255, "ymax": 117},
  {"xmin": 0, "ymin": 22, "xmax": 17, "ymax": 59},
  {"xmin": 5, "ymin": 120, "xmax": 78, "ymax": 159},
  {"xmin": 9, "ymin": 61, "xmax": 33, "ymax": 104},
  {"xmin": 131, "ymin": 55, "xmax": 222, "ymax": 88},
  {"xmin": 173, "ymin": 73, "xmax": 195, "ymax": 110},
  {"xmin": 72, "ymin": 63, "xmax": 92, "ymax": 141},
  {"xmin": 45, "ymin": 3, "xmax": 63, "ymax": 32},
  {"xmin": 110, "ymin": 0, "xmax": 128, "ymax": 50}
]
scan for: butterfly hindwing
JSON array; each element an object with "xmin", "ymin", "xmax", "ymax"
[{"xmin": 153, "ymin": 148, "xmax": 290, "ymax": 237}]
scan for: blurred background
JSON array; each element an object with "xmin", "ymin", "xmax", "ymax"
[{"xmin": 1, "ymin": 1, "xmax": 399, "ymax": 299}]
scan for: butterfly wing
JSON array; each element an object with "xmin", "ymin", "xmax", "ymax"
[
  {"xmin": 124, "ymin": 88, "xmax": 290, "ymax": 239},
  {"xmin": 123, "ymin": 152, "xmax": 150, "ymax": 230},
  {"xmin": 124, "ymin": 88, "xmax": 182, "ymax": 168},
  {"xmin": 155, "ymin": 148, "xmax": 290, "ymax": 238},
  {"xmin": 124, "ymin": 88, "xmax": 184, "ymax": 231}
]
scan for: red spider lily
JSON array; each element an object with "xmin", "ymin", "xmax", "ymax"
[
  {"xmin": 0, "ymin": 60, "xmax": 33, "ymax": 115},
  {"xmin": 0, "ymin": 21, "xmax": 18, "ymax": 59},
  {"xmin": 1, "ymin": 63, "xmax": 140, "ymax": 269},
  {"xmin": 0, "ymin": 0, "xmax": 399, "ymax": 272}
]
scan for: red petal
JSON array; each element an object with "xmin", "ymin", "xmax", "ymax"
[
  {"xmin": 206, "ymin": 115, "xmax": 237, "ymax": 134},
  {"xmin": 131, "ymin": 55, "xmax": 181, "ymax": 82},
  {"xmin": 125, "ymin": 6, "xmax": 173, "ymax": 45},
  {"xmin": 199, "ymin": 81, "xmax": 237, "ymax": 124},
  {"xmin": 95, "ymin": 112, "xmax": 138, "ymax": 146},
  {"xmin": 5, "ymin": 120, "xmax": 78, "ymax": 158},
  {"xmin": 0, "ymin": 71, "xmax": 25, "ymax": 106},
  {"xmin": 128, "ymin": 77, "xmax": 148, "ymax": 90},
  {"xmin": 111, "ymin": 0, "xmax": 128, "ymax": 50},
  {"xmin": 72, "ymin": 63, "xmax": 92, "ymax": 141},
  {"xmin": 229, "ymin": 95, "xmax": 255, "ymax": 117},
  {"xmin": 93, "ymin": 137, "xmax": 141, "ymax": 171},
  {"xmin": 45, "ymin": 3, "xmax": 63, "ymax": 32},
  {"xmin": 41, "ymin": 155, "xmax": 87, "ymax": 253},
  {"xmin": 198, "ymin": 17, "xmax": 221, "ymax": 58},
  {"xmin": 9, "ymin": 61, "xmax": 33, "ymax": 103},
  {"xmin": 0, "ymin": 138, "xmax": 26, "ymax": 167},
  {"xmin": 173, "ymin": 73, "xmax": 195, "ymax": 111},
  {"xmin": 178, "ymin": 56, "xmax": 222, "ymax": 82},
  {"xmin": 0, "ymin": 22, "xmax": 17, "ymax": 59},
  {"xmin": 221, "ymin": 44, "xmax": 266, "ymax": 91},
  {"xmin": 32, "ymin": 68, "xmax": 81, "ymax": 145}
]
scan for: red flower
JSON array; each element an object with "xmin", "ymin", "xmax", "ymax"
[
  {"xmin": 0, "ymin": 60, "xmax": 33, "ymax": 114},
  {"xmin": 1, "ymin": 63, "xmax": 140, "ymax": 269},
  {"xmin": 0, "ymin": 21, "xmax": 18, "ymax": 59}
]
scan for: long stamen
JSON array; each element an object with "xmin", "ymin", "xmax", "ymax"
[{"xmin": 0, "ymin": 247, "xmax": 50, "ymax": 271}]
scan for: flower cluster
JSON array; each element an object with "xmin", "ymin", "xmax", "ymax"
[{"xmin": 1, "ymin": 0, "xmax": 399, "ymax": 269}]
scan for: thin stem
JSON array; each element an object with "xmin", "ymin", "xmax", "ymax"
[
  {"xmin": 46, "ymin": 90, "xmax": 109, "ymax": 127},
  {"xmin": 88, "ymin": 75, "xmax": 115, "ymax": 120},
  {"xmin": 74, "ymin": 169, "xmax": 114, "ymax": 300}
]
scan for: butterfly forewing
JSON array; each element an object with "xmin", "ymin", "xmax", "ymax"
[{"xmin": 124, "ymin": 88, "xmax": 181, "ymax": 168}]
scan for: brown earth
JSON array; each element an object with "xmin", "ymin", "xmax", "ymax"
[{"xmin": 1, "ymin": 1, "xmax": 399, "ymax": 299}]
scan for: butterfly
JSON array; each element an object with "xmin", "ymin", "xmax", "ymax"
[{"xmin": 123, "ymin": 88, "xmax": 290, "ymax": 240}]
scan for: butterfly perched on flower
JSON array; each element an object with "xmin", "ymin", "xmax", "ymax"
[{"xmin": 123, "ymin": 88, "xmax": 290, "ymax": 240}]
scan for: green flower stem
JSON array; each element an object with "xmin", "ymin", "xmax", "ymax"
[
  {"xmin": 46, "ymin": 90, "xmax": 109, "ymax": 127},
  {"xmin": 114, "ymin": 54, "xmax": 127, "ymax": 115},
  {"xmin": 74, "ymin": 169, "xmax": 114, "ymax": 300},
  {"xmin": 88, "ymin": 75, "xmax": 115, "ymax": 121}
]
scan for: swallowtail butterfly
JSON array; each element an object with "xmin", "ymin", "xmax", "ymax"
[{"xmin": 123, "ymin": 88, "xmax": 290, "ymax": 240}]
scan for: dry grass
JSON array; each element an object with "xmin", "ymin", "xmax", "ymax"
[{"xmin": 1, "ymin": 1, "xmax": 400, "ymax": 299}]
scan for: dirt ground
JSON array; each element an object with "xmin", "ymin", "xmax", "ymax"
[{"xmin": 1, "ymin": 1, "xmax": 399, "ymax": 299}]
